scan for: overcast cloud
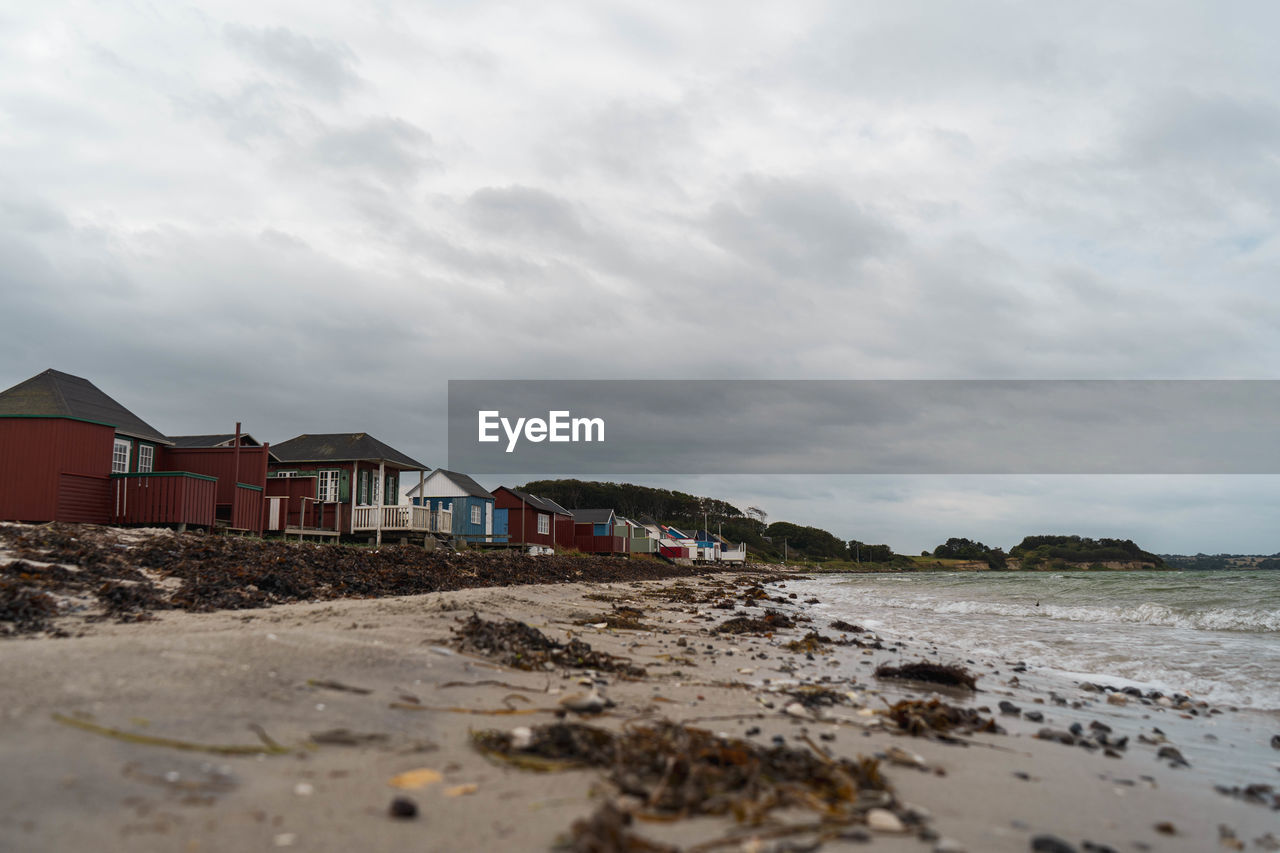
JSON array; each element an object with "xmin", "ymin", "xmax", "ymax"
[{"xmin": 2, "ymin": 1, "xmax": 1278, "ymax": 553}]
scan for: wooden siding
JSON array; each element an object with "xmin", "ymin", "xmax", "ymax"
[
  {"xmin": 111, "ymin": 473, "xmax": 216, "ymax": 527},
  {"xmin": 0, "ymin": 417, "xmax": 115, "ymax": 522},
  {"xmin": 573, "ymin": 535, "xmax": 627, "ymax": 555},
  {"xmin": 56, "ymin": 473, "xmax": 111, "ymax": 523}
]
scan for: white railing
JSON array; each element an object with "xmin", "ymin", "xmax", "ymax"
[{"xmin": 351, "ymin": 504, "xmax": 452, "ymax": 533}]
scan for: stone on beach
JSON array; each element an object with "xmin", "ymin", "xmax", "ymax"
[{"xmin": 866, "ymin": 807, "xmax": 906, "ymax": 833}]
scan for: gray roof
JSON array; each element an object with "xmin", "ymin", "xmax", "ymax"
[
  {"xmin": 170, "ymin": 433, "xmax": 263, "ymax": 448},
  {"xmin": 503, "ymin": 488, "xmax": 572, "ymax": 515},
  {"xmin": 410, "ymin": 469, "xmax": 493, "ymax": 500},
  {"xmin": 272, "ymin": 433, "xmax": 428, "ymax": 470},
  {"xmin": 0, "ymin": 369, "xmax": 171, "ymax": 444},
  {"xmin": 571, "ymin": 508, "xmax": 616, "ymax": 525}
]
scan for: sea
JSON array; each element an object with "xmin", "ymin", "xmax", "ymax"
[{"xmin": 796, "ymin": 570, "xmax": 1280, "ymax": 711}]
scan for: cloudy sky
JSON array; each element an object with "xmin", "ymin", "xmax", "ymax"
[{"xmin": 2, "ymin": 2, "xmax": 1278, "ymax": 554}]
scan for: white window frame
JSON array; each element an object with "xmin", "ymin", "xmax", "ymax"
[
  {"xmin": 275, "ymin": 470, "xmax": 297, "ymax": 478},
  {"xmin": 537, "ymin": 513, "xmax": 550, "ymax": 535},
  {"xmin": 371, "ymin": 473, "xmax": 382, "ymax": 506},
  {"xmin": 317, "ymin": 469, "xmax": 340, "ymax": 503},
  {"xmin": 112, "ymin": 438, "xmax": 131, "ymax": 474},
  {"xmin": 470, "ymin": 504, "xmax": 482, "ymax": 525},
  {"xmin": 137, "ymin": 444, "xmax": 154, "ymax": 473}
]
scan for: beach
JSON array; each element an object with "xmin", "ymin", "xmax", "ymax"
[{"xmin": 2, "ymin": 562, "xmax": 1278, "ymax": 853}]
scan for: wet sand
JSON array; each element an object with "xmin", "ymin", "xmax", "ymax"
[{"xmin": 1, "ymin": 571, "xmax": 1277, "ymax": 852}]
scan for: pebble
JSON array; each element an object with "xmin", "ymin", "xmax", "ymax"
[
  {"xmin": 999, "ymin": 700, "xmax": 1021, "ymax": 715},
  {"xmin": 1156, "ymin": 745, "xmax": 1189, "ymax": 767},
  {"xmin": 388, "ymin": 796, "xmax": 418, "ymax": 819},
  {"xmin": 1153, "ymin": 822, "xmax": 1176, "ymax": 835},
  {"xmin": 1271, "ymin": 734, "xmax": 1280, "ymax": 749},
  {"xmin": 1030, "ymin": 835, "xmax": 1077, "ymax": 853},
  {"xmin": 1024, "ymin": 711, "xmax": 1044, "ymax": 723},
  {"xmin": 559, "ymin": 689, "xmax": 606, "ymax": 714},
  {"xmin": 783, "ymin": 702, "xmax": 813, "ymax": 720},
  {"xmin": 273, "ymin": 833, "xmax": 297, "ymax": 848},
  {"xmin": 1106, "ymin": 693, "xmax": 1127, "ymax": 706},
  {"xmin": 934, "ymin": 838, "xmax": 967, "ymax": 853},
  {"xmin": 866, "ymin": 808, "xmax": 905, "ymax": 833}
]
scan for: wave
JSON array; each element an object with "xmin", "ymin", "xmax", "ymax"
[{"xmin": 835, "ymin": 594, "xmax": 1280, "ymax": 633}]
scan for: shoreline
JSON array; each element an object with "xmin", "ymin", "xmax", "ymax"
[{"xmin": 2, "ymin": 571, "xmax": 1278, "ymax": 852}]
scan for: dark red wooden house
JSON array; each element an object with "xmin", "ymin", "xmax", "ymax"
[
  {"xmin": 0, "ymin": 369, "xmax": 268, "ymax": 532},
  {"xmin": 491, "ymin": 487, "xmax": 574, "ymax": 550},
  {"xmin": 569, "ymin": 508, "xmax": 628, "ymax": 555}
]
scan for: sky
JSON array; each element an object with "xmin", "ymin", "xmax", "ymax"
[{"xmin": 2, "ymin": 1, "xmax": 1278, "ymax": 554}]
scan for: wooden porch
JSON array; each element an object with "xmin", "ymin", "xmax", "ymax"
[{"xmin": 352, "ymin": 504, "xmax": 451, "ymax": 534}]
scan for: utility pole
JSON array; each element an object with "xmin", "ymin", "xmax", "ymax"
[{"xmin": 783, "ymin": 538, "xmax": 788, "ymax": 564}]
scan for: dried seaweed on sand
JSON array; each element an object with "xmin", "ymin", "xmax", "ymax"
[
  {"xmin": 454, "ymin": 614, "xmax": 646, "ymax": 677},
  {"xmin": 714, "ymin": 610, "xmax": 796, "ymax": 635},
  {"xmin": 874, "ymin": 661, "xmax": 977, "ymax": 690},
  {"xmin": 882, "ymin": 698, "xmax": 1002, "ymax": 739},
  {"xmin": 473, "ymin": 720, "xmax": 895, "ymax": 825}
]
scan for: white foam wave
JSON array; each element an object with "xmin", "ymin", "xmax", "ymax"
[{"xmin": 839, "ymin": 594, "xmax": 1280, "ymax": 633}]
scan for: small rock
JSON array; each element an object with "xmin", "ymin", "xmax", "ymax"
[
  {"xmin": 784, "ymin": 702, "xmax": 813, "ymax": 720},
  {"xmin": 1271, "ymin": 734, "xmax": 1280, "ymax": 750},
  {"xmin": 1035, "ymin": 727, "xmax": 1076, "ymax": 745},
  {"xmin": 934, "ymin": 838, "xmax": 967, "ymax": 853},
  {"xmin": 293, "ymin": 783, "xmax": 314, "ymax": 797},
  {"xmin": 866, "ymin": 808, "xmax": 905, "ymax": 833},
  {"xmin": 1024, "ymin": 711, "xmax": 1044, "ymax": 723},
  {"xmin": 1030, "ymin": 835, "xmax": 1077, "ymax": 853},
  {"xmin": 1157, "ymin": 745, "xmax": 1189, "ymax": 767},
  {"xmin": 1106, "ymin": 693, "xmax": 1128, "ymax": 706},
  {"xmin": 999, "ymin": 700, "xmax": 1022, "ymax": 716},
  {"xmin": 388, "ymin": 796, "xmax": 418, "ymax": 819},
  {"xmin": 273, "ymin": 834, "xmax": 297, "ymax": 848},
  {"xmin": 1152, "ymin": 819, "xmax": 1175, "ymax": 834}
]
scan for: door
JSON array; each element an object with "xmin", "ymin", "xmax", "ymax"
[{"xmin": 267, "ymin": 497, "xmax": 282, "ymax": 530}]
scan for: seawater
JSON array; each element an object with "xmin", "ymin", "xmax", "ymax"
[{"xmin": 798, "ymin": 570, "xmax": 1280, "ymax": 710}]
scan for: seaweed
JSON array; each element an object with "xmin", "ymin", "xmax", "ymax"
[
  {"xmin": 575, "ymin": 605, "xmax": 650, "ymax": 630},
  {"xmin": 563, "ymin": 801, "xmax": 679, "ymax": 852},
  {"xmin": 473, "ymin": 720, "xmax": 896, "ymax": 826},
  {"xmin": 454, "ymin": 614, "xmax": 646, "ymax": 677},
  {"xmin": 714, "ymin": 610, "xmax": 796, "ymax": 635},
  {"xmin": 882, "ymin": 698, "xmax": 1001, "ymax": 739},
  {"xmin": 52, "ymin": 713, "xmax": 293, "ymax": 755},
  {"xmin": 785, "ymin": 631, "xmax": 833, "ymax": 653},
  {"xmin": 0, "ymin": 522, "xmax": 730, "ymax": 631},
  {"xmin": 0, "ymin": 577, "xmax": 60, "ymax": 634},
  {"xmin": 828, "ymin": 619, "xmax": 864, "ymax": 633},
  {"xmin": 874, "ymin": 661, "xmax": 977, "ymax": 690}
]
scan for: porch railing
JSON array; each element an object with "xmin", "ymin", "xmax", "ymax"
[{"xmin": 351, "ymin": 504, "xmax": 450, "ymax": 533}]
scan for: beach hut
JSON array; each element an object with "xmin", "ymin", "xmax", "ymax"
[
  {"xmin": 0, "ymin": 369, "xmax": 268, "ymax": 532},
  {"xmin": 570, "ymin": 508, "xmax": 628, "ymax": 555},
  {"xmin": 491, "ymin": 487, "xmax": 574, "ymax": 553},
  {"xmin": 403, "ymin": 469, "xmax": 496, "ymax": 543},
  {"xmin": 268, "ymin": 433, "xmax": 440, "ymax": 544}
]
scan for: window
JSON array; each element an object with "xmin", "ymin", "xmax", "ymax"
[
  {"xmin": 318, "ymin": 470, "xmax": 340, "ymax": 503},
  {"xmin": 112, "ymin": 438, "xmax": 131, "ymax": 473},
  {"xmin": 471, "ymin": 505, "xmax": 482, "ymax": 525},
  {"xmin": 137, "ymin": 444, "xmax": 154, "ymax": 473},
  {"xmin": 537, "ymin": 513, "xmax": 550, "ymax": 535},
  {"xmin": 371, "ymin": 473, "xmax": 382, "ymax": 506},
  {"xmin": 358, "ymin": 470, "xmax": 371, "ymax": 505},
  {"xmin": 275, "ymin": 471, "xmax": 297, "ymax": 478}
]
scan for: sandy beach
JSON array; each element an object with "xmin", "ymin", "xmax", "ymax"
[{"xmin": 2, "ymin": 563, "xmax": 1278, "ymax": 853}]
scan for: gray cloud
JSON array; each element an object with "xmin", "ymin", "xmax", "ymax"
[
  {"xmin": 2, "ymin": 2, "xmax": 1279, "ymax": 552},
  {"xmin": 311, "ymin": 116, "xmax": 436, "ymax": 183},
  {"xmin": 224, "ymin": 24, "xmax": 361, "ymax": 100}
]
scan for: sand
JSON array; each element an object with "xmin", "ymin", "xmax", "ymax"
[{"xmin": 1, "ymin": 571, "xmax": 1277, "ymax": 853}]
